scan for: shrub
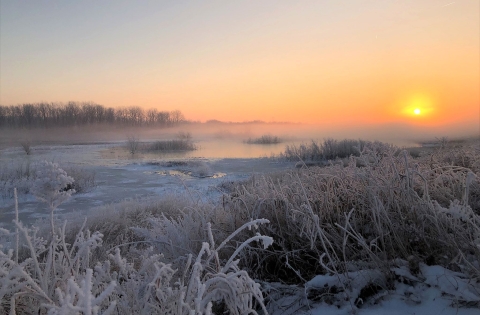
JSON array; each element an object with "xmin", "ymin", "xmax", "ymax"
[
  {"xmin": 62, "ymin": 166, "xmax": 96, "ymax": 193},
  {"xmin": 31, "ymin": 160, "xmax": 75, "ymax": 236},
  {"xmin": 0, "ymin": 162, "xmax": 95, "ymax": 200}
]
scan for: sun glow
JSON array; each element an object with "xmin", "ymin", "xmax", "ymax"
[{"xmin": 399, "ymin": 94, "xmax": 435, "ymax": 120}]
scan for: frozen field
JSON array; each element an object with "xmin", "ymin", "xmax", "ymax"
[
  {"xmin": 1, "ymin": 138, "xmax": 479, "ymax": 315},
  {"xmin": 0, "ymin": 141, "xmax": 295, "ymax": 226}
]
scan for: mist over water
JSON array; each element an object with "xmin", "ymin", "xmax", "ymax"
[
  {"xmin": 102, "ymin": 139, "xmax": 290, "ymax": 160},
  {"xmin": 1, "ymin": 120, "xmax": 478, "ymax": 155}
]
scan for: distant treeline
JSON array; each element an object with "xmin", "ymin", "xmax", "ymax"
[{"xmin": 0, "ymin": 102, "xmax": 185, "ymax": 128}]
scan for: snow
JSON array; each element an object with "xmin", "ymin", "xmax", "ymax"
[
  {"xmin": 420, "ymin": 264, "xmax": 480, "ymax": 303},
  {"xmin": 2, "ymin": 141, "xmax": 480, "ymax": 314},
  {"xmin": 305, "ymin": 264, "xmax": 480, "ymax": 315},
  {"xmin": 310, "ymin": 288, "xmax": 480, "ymax": 315}
]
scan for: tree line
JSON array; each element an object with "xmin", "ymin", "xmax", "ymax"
[{"xmin": 0, "ymin": 102, "xmax": 185, "ymax": 128}]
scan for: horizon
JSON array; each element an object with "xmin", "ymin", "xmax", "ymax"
[{"xmin": 1, "ymin": 1, "xmax": 479, "ymax": 135}]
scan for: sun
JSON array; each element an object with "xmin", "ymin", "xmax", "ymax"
[{"xmin": 399, "ymin": 93, "xmax": 434, "ymax": 119}]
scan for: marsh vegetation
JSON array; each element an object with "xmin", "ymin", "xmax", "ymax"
[
  {"xmin": 0, "ymin": 136, "xmax": 479, "ymax": 314},
  {"xmin": 145, "ymin": 139, "xmax": 197, "ymax": 152},
  {"xmin": 244, "ymin": 135, "xmax": 282, "ymax": 145}
]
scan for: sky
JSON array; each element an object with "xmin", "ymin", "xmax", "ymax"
[{"xmin": 1, "ymin": 0, "xmax": 479, "ymax": 132}]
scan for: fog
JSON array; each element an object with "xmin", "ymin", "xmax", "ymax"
[{"xmin": 1, "ymin": 120, "xmax": 478, "ymax": 152}]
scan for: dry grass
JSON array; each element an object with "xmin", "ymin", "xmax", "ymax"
[
  {"xmin": 0, "ymin": 161, "xmax": 34, "ymax": 198},
  {"xmin": 281, "ymin": 138, "xmax": 368, "ymax": 161},
  {"xmin": 224, "ymin": 141, "xmax": 480, "ymax": 283},
  {"xmin": 145, "ymin": 139, "xmax": 196, "ymax": 151},
  {"xmin": 1, "ymin": 193, "xmax": 270, "ymax": 314},
  {"xmin": 2, "ymin": 139, "xmax": 479, "ymax": 313}
]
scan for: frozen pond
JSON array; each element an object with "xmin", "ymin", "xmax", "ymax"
[{"xmin": 0, "ymin": 140, "xmax": 296, "ymax": 227}]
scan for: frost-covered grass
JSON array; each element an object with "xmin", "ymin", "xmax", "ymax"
[
  {"xmin": 281, "ymin": 138, "xmax": 367, "ymax": 161},
  {"xmin": 145, "ymin": 139, "xmax": 197, "ymax": 151},
  {"xmin": 61, "ymin": 166, "xmax": 96, "ymax": 193},
  {"xmin": 1, "ymin": 140, "xmax": 480, "ymax": 314},
  {"xmin": 0, "ymin": 159, "xmax": 272, "ymax": 313},
  {"xmin": 245, "ymin": 135, "xmax": 282, "ymax": 145},
  {"xmin": 124, "ymin": 132, "xmax": 196, "ymax": 154},
  {"xmin": 223, "ymin": 140, "xmax": 480, "ymax": 312},
  {"xmin": 232, "ymin": 142, "xmax": 480, "ymax": 275},
  {"xmin": 0, "ymin": 161, "xmax": 96, "ymax": 200},
  {"xmin": 0, "ymin": 161, "xmax": 34, "ymax": 198},
  {"xmin": 1, "ymin": 189, "xmax": 272, "ymax": 314}
]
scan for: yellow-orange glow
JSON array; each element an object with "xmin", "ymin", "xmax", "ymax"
[
  {"xmin": 393, "ymin": 93, "xmax": 439, "ymax": 123},
  {"xmin": 0, "ymin": 1, "xmax": 478, "ymax": 133}
]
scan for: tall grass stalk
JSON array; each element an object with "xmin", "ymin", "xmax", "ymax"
[{"xmin": 14, "ymin": 188, "xmax": 18, "ymax": 264}]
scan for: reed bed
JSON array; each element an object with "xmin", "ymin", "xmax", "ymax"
[
  {"xmin": 145, "ymin": 139, "xmax": 196, "ymax": 151},
  {"xmin": 245, "ymin": 135, "xmax": 282, "ymax": 145},
  {"xmin": 281, "ymin": 138, "xmax": 368, "ymax": 161}
]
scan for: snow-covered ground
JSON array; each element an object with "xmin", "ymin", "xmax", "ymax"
[{"xmin": 1, "ymin": 141, "xmax": 479, "ymax": 314}]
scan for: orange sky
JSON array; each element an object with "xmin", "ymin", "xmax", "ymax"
[{"xmin": 1, "ymin": 1, "xmax": 479, "ymax": 130}]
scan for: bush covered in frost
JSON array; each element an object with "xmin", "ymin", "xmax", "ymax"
[{"xmin": 0, "ymin": 160, "xmax": 95, "ymax": 200}]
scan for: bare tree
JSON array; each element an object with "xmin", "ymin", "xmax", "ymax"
[
  {"xmin": 157, "ymin": 111, "xmax": 171, "ymax": 126},
  {"xmin": 170, "ymin": 110, "xmax": 185, "ymax": 124},
  {"xmin": 0, "ymin": 102, "xmax": 185, "ymax": 128},
  {"xmin": 147, "ymin": 108, "xmax": 158, "ymax": 125}
]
